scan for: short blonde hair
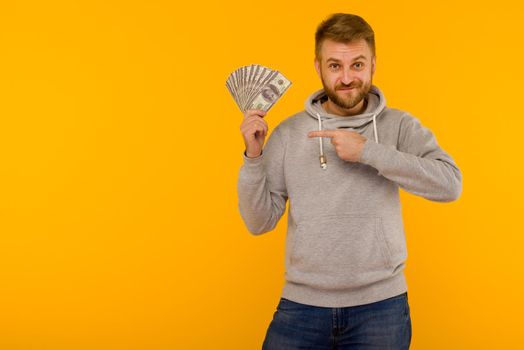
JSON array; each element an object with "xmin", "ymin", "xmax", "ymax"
[{"xmin": 315, "ymin": 13, "xmax": 376, "ymax": 59}]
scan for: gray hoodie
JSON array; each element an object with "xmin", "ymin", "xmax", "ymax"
[{"xmin": 237, "ymin": 85, "xmax": 462, "ymax": 307}]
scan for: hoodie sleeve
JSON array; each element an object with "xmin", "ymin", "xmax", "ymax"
[
  {"xmin": 359, "ymin": 114, "xmax": 462, "ymax": 202},
  {"xmin": 237, "ymin": 126, "xmax": 288, "ymax": 235}
]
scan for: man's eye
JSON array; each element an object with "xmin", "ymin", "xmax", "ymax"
[
  {"xmin": 353, "ymin": 62, "xmax": 364, "ymax": 69},
  {"xmin": 329, "ymin": 64, "xmax": 339, "ymax": 69}
]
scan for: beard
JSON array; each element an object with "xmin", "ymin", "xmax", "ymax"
[{"xmin": 321, "ymin": 75, "xmax": 372, "ymax": 110}]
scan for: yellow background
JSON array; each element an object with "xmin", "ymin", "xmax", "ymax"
[{"xmin": 1, "ymin": 0, "xmax": 523, "ymax": 349}]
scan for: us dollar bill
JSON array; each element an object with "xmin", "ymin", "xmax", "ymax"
[{"xmin": 246, "ymin": 71, "xmax": 291, "ymax": 112}]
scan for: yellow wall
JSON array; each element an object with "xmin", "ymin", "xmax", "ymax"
[{"xmin": 1, "ymin": 1, "xmax": 522, "ymax": 349}]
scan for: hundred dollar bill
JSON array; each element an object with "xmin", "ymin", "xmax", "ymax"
[
  {"xmin": 246, "ymin": 71, "xmax": 291, "ymax": 112},
  {"xmin": 246, "ymin": 67, "xmax": 275, "ymax": 110}
]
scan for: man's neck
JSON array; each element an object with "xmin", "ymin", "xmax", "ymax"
[{"xmin": 322, "ymin": 98, "xmax": 367, "ymax": 117}]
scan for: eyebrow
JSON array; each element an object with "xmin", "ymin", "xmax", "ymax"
[{"xmin": 326, "ymin": 55, "xmax": 367, "ymax": 63}]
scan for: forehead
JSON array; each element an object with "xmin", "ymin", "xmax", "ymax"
[{"xmin": 319, "ymin": 39, "xmax": 372, "ymax": 61}]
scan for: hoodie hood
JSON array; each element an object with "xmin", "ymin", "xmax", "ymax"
[{"xmin": 305, "ymin": 85, "xmax": 387, "ymax": 169}]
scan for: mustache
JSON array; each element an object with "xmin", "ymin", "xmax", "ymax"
[{"xmin": 336, "ymin": 81, "xmax": 362, "ymax": 90}]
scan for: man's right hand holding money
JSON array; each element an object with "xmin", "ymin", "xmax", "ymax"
[{"xmin": 240, "ymin": 109, "xmax": 268, "ymax": 158}]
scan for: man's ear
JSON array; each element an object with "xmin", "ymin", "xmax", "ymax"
[
  {"xmin": 371, "ymin": 56, "xmax": 377, "ymax": 75},
  {"xmin": 314, "ymin": 58, "xmax": 321, "ymax": 78}
]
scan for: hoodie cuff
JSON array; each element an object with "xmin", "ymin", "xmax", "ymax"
[
  {"xmin": 240, "ymin": 150, "xmax": 265, "ymax": 184},
  {"xmin": 243, "ymin": 150, "xmax": 263, "ymax": 161},
  {"xmin": 359, "ymin": 139, "xmax": 387, "ymax": 168}
]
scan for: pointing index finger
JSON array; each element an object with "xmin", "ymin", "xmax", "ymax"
[{"xmin": 308, "ymin": 130, "xmax": 337, "ymax": 138}]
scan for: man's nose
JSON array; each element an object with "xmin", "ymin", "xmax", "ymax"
[{"xmin": 341, "ymin": 67, "xmax": 353, "ymax": 85}]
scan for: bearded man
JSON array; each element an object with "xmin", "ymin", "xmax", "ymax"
[{"xmin": 237, "ymin": 13, "xmax": 462, "ymax": 350}]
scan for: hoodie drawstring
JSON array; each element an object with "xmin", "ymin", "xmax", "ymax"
[
  {"xmin": 316, "ymin": 113, "xmax": 327, "ymax": 170},
  {"xmin": 316, "ymin": 112, "xmax": 379, "ymax": 170},
  {"xmin": 372, "ymin": 113, "xmax": 379, "ymax": 143}
]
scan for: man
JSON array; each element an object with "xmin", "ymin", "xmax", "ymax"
[{"xmin": 237, "ymin": 13, "xmax": 461, "ymax": 350}]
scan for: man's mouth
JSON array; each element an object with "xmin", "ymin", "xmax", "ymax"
[{"xmin": 336, "ymin": 84, "xmax": 359, "ymax": 91}]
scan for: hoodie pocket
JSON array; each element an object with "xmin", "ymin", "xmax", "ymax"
[{"xmin": 290, "ymin": 215, "xmax": 393, "ymax": 288}]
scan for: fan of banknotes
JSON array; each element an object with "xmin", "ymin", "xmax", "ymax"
[{"xmin": 226, "ymin": 64, "xmax": 292, "ymax": 113}]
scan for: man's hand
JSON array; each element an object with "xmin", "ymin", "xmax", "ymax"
[
  {"xmin": 308, "ymin": 130, "xmax": 367, "ymax": 162},
  {"xmin": 240, "ymin": 109, "xmax": 268, "ymax": 158}
]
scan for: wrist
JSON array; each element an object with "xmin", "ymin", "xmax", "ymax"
[{"xmin": 245, "ymin": 150, "xmax": 262, "ymax": 158}]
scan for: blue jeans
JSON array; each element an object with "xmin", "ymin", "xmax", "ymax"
[{"xmin": 262, "ymin": 292, "xmax": 411, "ymax": 350}]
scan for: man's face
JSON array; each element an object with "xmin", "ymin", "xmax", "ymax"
[{"xmin": 315, "ymin": 39, "xmax": 376, "ymax": 111}]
